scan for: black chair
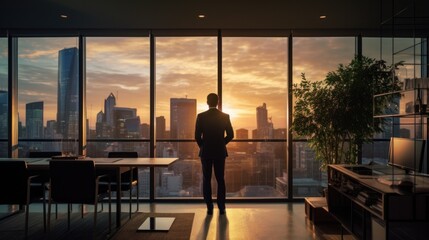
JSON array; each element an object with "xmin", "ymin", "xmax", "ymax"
[
  {"xmin": 47, "ymin": 160, "xmax": 111, "ymax": 236},
  {"xmin": 28, "ymin": 151, "xmax": 62, "ymax": 218},
  {"xmin": 105, "ymin": 151, "xmax": 139, "ymax": 219},
  {"xmin": 0, "ymin": 160, "xmax": 46, "ymax": 238}
]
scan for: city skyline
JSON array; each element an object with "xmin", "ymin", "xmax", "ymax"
[{"xmin": 4, "ymin": 37, "xmax": 359, "ymax": 132}]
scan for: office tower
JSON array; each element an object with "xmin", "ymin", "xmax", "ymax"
[
  {"xmin": 140, "ymin": 123, "xmax": 149, "ymax": 139},
  {"xmin": 26, "ymin": 101, "xmax": 44, "ymax": 139},
  {"xmin": 104, "ymin": 92, "xmax": 116, "ymax": 127},
  {"xmin": 113, "ymin": 107, "xmax": 137, "ymax": 138},
  {"xmin": 57, "ymin": 47, "xmax": 79, "ymax": 140},
  {"xmin": 256, "ymin": 103, "xmax": 273, "ymax": 138},
  {"xmin": 156, "ymin": 116, "xmax": 166, "ymax": 139},
  {"xmin": 170, "ymin": 98, "xmax": 196, "ymax": 139},
  {"xmin": 0, "ymin": 90, "xmax": 7, "ymax": 139},
  {"xmin": 170, "ymin": 98, "xmax": 197, "ymax": 158},
  {"xmin": 124, "ymin": 116, "xmax": 141, "ymax": 138},
  {"xmin": 45, "ymin": 120, "xmax": 57, "ymax": 138}
]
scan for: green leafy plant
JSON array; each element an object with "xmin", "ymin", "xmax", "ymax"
[{"xmin": 292, "ymin": 56, "xmax": 401, "ymax": 168}]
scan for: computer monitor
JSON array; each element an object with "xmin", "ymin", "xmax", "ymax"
[{"xmin": 388, "ymin": 137, "xmax": 425, "ymax": 174}]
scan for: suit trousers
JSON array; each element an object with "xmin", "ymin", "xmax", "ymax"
[{"xmin": 201, "ymin": 157, "xmax": 226, "ymax": 210}]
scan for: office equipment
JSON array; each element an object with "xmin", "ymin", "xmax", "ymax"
[{"xmin": 388, "ymin": 137, "xmax": 425, "ymax": 174}]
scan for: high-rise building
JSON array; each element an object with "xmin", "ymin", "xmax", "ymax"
[
  {"xmin": 113, "ymin": 107, "xmax": 137, "ymax": 138},
  {"xmin": 57, "ymin": 47, "xmax": 79, "ymax": 140},
  {"xmin": 170, "ymin": 98, "xmax": 197, "ymax": 158},
  {"xmin": 156, "ymin": 116, "xmax": 166, "ymax": 139},
  {"xmin": 170, "ymin": 98, "xmax": 196, "ymax": 139},
  {"xmin": 26, "ymin": 101, "xmax": 44, "ymax": 139},
  {"xmin": 104, "ymin": 92, "xmax": 116, "ymax": 127},
  {"xmin": 256, "ymin": 103, "xmax": 273, "ymax": 139}
]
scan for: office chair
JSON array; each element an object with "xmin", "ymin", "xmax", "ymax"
[
  {"xmin": 47, "ymin": 160, "xmax": 111, "ymax": 236},
  {"xmin": 0, "ymin": 160, "xmax": 46, "ymax": 238},
  {"xmin": 105, "ymin": 151, "xmax": 139, "ymax": 219},
  {"xmin": 28, "ymin": 151, "xmax": 62, "ymax": 219}
]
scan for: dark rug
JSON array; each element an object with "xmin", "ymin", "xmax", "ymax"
[{"xmin": 111, "ymin": 212, "xmax": 194, "ymax": 240}]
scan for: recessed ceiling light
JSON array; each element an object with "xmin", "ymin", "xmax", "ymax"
[
  {"xmin": 198, "ymin": 14, "xmax": 205, "ymax": 19},
  {"xmin": 320, "ymin": 15, "xmax": 327, "ymax": 19},
  {"xmin": 60, "ymin": 14, "xmax": 68, "ymax": 19}
]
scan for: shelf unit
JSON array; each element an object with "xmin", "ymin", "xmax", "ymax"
[
  {"xmin": 328, "ymin": 165, "xmax": 429, "ymax": 240},
  {"xmin": 327, "ymin": 1, "xmax": 429, "ymax": 240}
]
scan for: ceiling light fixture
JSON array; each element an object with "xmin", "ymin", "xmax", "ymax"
[
  {"xmin": 60, "ymin": 14, "xmax": 68, "ymax": 19},
  {"xmin": 198, "ymin": 14, "xmax": 205, "ymax": 19},
  {"xmin": 320, "ymin": 15, "xmax": 327, "ymax": 19}
]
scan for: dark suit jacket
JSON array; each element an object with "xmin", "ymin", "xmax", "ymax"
[{"xmin": 195, "ymin": 108, "xmax": 234, "ymax": 158}]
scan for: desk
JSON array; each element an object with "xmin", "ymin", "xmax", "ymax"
[{"xmin": 0, "ymin": 157, "xmax": 178, "ymax": 228}]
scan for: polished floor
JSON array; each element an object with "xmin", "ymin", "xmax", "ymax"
[
  {"xmin": 0, "ymin": 202, "xmax": 350, "ymax": 240},
  {"xmin": 152, "ymin": 203, "xmax": 350, "ymax": 240}
]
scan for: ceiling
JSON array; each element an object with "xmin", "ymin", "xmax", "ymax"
[{"xmin": 1, "ymin": 0, "xmax": 429, "ymax": 35}]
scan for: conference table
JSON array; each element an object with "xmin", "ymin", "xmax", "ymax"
[{"xmin": 0, "ymin": 157, "xmax": 179, "ymax": 228}]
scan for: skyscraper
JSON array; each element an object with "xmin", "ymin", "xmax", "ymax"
[
  {"xmin": 170, "ymin": 98, "xmax": 196, "ymax": 139},
  {"xmin": 26, "ymin": 101, "xmax": 44, "ymax": 139},
  {"xmin": 104, "ymin": 92, "xmax": 116, "ymax": 127},
  {"xmin": 256, "ymin": 103, "xmax": 273, "ymax": 138},
  {"xmin": 113, "ymin": 107, "xmax": 137, "ymax": 138},
  {"xmin": 170, "ymin": 98, "xmax": 197, "ymax": 158},
  {"xmin": 57, "ymin": 47, "xmax": 79, "ymax": 140}
]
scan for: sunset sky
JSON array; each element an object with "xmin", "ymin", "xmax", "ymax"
[{"xmin": 0, "ymin": 36, "xmax": 417, "ymax": 133}]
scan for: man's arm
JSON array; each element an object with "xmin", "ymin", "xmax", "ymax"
[
  {"xmin": 195, "ymin": 115, "xmax": 203, "ymax": 147},
  {"xmin": 224, "ymin": 114, "xmax": 234, "ymax": 144}
]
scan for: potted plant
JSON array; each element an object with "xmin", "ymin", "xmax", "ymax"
[{"xmin": 292, "ymin": 55, "xmax": 401, "ymax": 169}]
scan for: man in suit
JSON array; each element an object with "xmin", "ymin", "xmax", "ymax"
[{"xmin": 195, "ymin": 93, "xmax": 234, "ymax": 215}]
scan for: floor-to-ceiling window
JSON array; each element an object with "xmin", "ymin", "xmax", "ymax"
[
  {"xmin": 86, "ymin": 36, "xmax": 151, "ymax": 197},
  {"xmin": 155, "ymin": 36, "xmax": 217, "ymax": 198},
  {"xmin": 17, "ymin": 38, "xmax": 78, "ymax": 157},
  {"xmin": 0, "ymin": 38, "xmax": 7, "ymax": 157},
  {"xmin": 292, "ymin": 37, "xmax": 355, "ymax": 197},
  {"xmin": 223, "ymin": 37, "xmax": 288, "ymax": 198}
]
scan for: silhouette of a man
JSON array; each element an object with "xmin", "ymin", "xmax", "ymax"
[{"xmin": 195, "ymin": 93, "xmax": 234, "ymax": 215}]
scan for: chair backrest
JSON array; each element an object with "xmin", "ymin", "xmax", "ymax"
[
  {"xmin": 107, "ymin": 151, "xmax": 138, "ymax": 158},
  {"xmin": 0, "ymin": 161, "xmax": 29, "ymax": 204},
  {"xmin": 49, "ymin": 160, "xmax": 96, "ymax": 204},
  {"xmin": 29, "ymin": 151, "xmax": 62, "ymax": 158}
]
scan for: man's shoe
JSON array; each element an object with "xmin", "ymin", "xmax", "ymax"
[
  {"xmin": 207, "ymin": 209, "xmax": 213, "ymax": 215},
  {"xmin": 219, "ymin": 209, "xmax": 226, "ymax": 215}
]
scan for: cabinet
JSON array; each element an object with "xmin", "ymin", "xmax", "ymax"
[{"xmin": 327, "ymin": 165, "xmax": 429, "ymax": 240}]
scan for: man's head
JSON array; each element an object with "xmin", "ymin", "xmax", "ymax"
[{"xmin": 207, "ymin": 93, "xmax": 219, "ymax": 107}]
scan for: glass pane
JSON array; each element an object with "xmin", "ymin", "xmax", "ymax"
[
  {"xmin": 0, "ymin": 38, "xmax": 7, "ymax": 157},
  {"xmin": 293, "ymin": 37, "xmax": 355, "ymax": 197},
  {"xmin": 362, "ymin": 38, "xmax": 429, "ymax": 142},
  {"xmin": 155, "ymin": 37, "xmax": 217, "ymax": 198},
  {"xmin": 86, "ymin": 37, "xmax": 150, "ymax": 156},
  {"xmin": 223, "ymin": 37, "xmax": 288, "ymax": 198},
  {"xmin": 18, "ymin": 38, "xmax": 78, "ymax": 157}
]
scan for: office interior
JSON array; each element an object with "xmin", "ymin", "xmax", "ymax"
[{"xmin": 1, "ymin": 0, "xmax": 429, "ymax": 239}]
